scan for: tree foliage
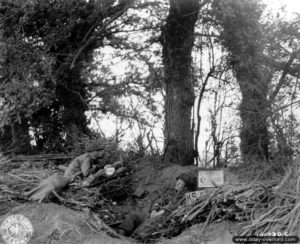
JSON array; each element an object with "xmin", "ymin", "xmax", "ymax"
[
  {"xmin": 0, "ymin": 0, "xmax": 135, "ymax": 152},
  {"xmin": 0, "ymin": 0, "xmax": 299, "ymax": 163}
]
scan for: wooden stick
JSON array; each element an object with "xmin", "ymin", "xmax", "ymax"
[
  {"xmin": 52, "ymin": 190, "xmax": 93, "ymax": 208},
  {"xmin": 10, "ymin": 154, "xmax": 78, "ymax": 162}
]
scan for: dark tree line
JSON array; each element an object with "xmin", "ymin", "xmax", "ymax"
[{"xmin": 0, "ymin": 0, "xmax": 134, "ymax": 152}]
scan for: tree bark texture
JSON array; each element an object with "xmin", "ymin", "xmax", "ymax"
[
  {"xmin": 213, "ymin": 0, "xmax": 269, "ymax": 161},
  {"xmin": 162, "ymin": 0, "xmax": 200, "ymax": 165},
  {"xmin": 56, "ymin": 65, "xmax": 89, "ymax": 150},
  {"xmin": 237, "ymin": 67, "xmax": 269, "ymax": 160}
]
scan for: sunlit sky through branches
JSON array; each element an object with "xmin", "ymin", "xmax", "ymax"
[
  {"xmin": 264, "ymin": 0, "xmax": 300, "ymax": 16},
  {"xmin": 88, "ymin": 0, "xmax": 300, "ymax": 162}
]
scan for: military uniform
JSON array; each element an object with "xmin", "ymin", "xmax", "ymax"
[
  {"xmin": 131, "ymin": 172, "xmax": 198, "ymax": 239},
  {"xmin": 114, "ymin": 171, "xmax": 199, "ymax": 238},
  {"xmin": 117, "ymin": 211, "xmax": 147, "ymax": 236},
  {"xmin": 24, "ymin": 142, "xmax": 103, "ymax": 203},
  {"xmin": 64, "ymin": 153, "xmax": 93, "ymax": 178}
]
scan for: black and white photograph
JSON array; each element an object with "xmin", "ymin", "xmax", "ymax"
[{"xmin": 0, "ymin": 0, "xmax": 300, "ymax": 243}]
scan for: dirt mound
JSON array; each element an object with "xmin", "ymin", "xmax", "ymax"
[
  {"xmin": 157, "ymin": 221, "xmax": 237, "ymax": 244},
  {"xmin": 133, "ymin": 161, "xmax": 239, "ymax": 198},
  {"xmin": 0, "ymin": 203, "xmax": 133, "ymax": 244},
  {"xmin": 0, "ymin": 203, "xmax": 240, "ymax": 244},
  {"xmin": 0, "ymin": 157, "xmax": 241, "ymax": 244},
  {"xmin": 133, "ymin": 162, "xmax": 199, "ymax": 198}
]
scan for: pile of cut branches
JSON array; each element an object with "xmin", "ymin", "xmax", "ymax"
[
  {"xmin": 59, "ymin": 165, "xmax": 132, "ymax": 224},
  {"xmin": 138, "ymin": 180, "xmax": 277, "ymax": 242},
  {"xmin": 240, "ymin": 161, "xmax": 300, "ymax": 237},
  {"xmin": 0, "ymin": 158, "xmax": 53, "ymax": 215},
  {"xmin": 140, "ymin": 161, "xmax": 300, "ymax": 242}
]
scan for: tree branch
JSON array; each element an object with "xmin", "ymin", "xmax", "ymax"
[
  {"xmin": 70, "ymin": 0, "xmax": 135, "ymax": 69},
  {"xmin": 269, "ymin": 51, "xmax": 300, "ymax": 103},
  {"xmin": 194, "ymin": 66, "xmax": 215, "ymax": 154}
]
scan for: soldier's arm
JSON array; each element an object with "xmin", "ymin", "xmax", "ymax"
[{"xmin": 80, "ymin": 157, "xmax": 91, "ymax": 177}]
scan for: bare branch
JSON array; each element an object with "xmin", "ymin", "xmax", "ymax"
[
  {"xmin": 194, "ymin": 66, "xmax": 215, "ymax": 154},
  {"xmin": 269, "ymin": 50, "xmax": 300, "ymax": 103}
]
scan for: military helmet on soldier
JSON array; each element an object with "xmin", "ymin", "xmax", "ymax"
[{"xmin": 85, "ymin": 142, "xmax": 103, "ymax": 152}]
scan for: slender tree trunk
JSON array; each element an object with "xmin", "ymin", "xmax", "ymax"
[
  {"xmin": 9, "ymin": 119, "xmax": 31, "ymax": 153},
  {"xmin": 194, "ymin": 68, "xmax": 214, "ymax": 165},
  {"xmin": 0, "ymin": 28, "xmax": 5, "ymax": 67},
  {"xmin": 162, "ymin": 0, "xmax": 200, "ymax": 165}
]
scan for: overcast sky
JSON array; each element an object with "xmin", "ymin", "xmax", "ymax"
[{"xmin": 265, "ymin": 0, "xmax": 300, "ymax": 15}]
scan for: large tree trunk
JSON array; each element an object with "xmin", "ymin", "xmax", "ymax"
[
  {"xmin": 55, "ymin": 58, "xmax": 90, "ymax": 151},
  {"xmin": 213, "ymin": 0, "xmax": 269, "ymax": 161},
  {"xmin": 237, "ymin": 67, "xmax": 269, "ymax": 160},
  {"xmin": 162, "ymin": 0, "xmax": 200, "ymax": 165},
  {"xmin": 56, "ymin": 77, "xmax": 89, "ymax": 151}
]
